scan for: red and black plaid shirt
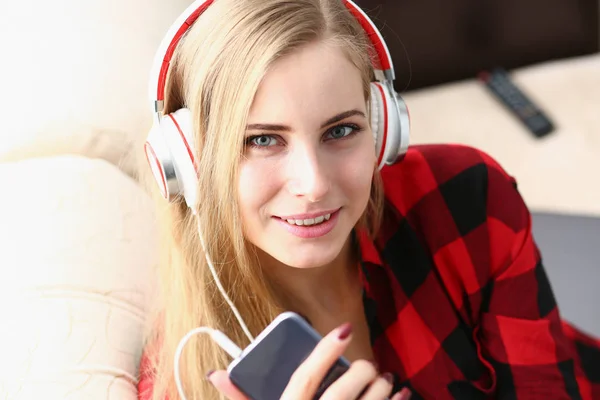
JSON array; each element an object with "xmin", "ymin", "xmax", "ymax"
[
  {"xmin": 138, "ymin": 144, "xmax": 600, "ymax": 400},
  {"xmin": 355, "ymin": 144, "xmax": 600, "ymax": 399}
]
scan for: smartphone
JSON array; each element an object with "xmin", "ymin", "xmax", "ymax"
[{"xmin": 227, "ymin": 312, "xmax": 351, "ymax": 400}]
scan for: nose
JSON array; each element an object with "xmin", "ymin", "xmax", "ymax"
[{"xmin": 285, "ymin": 143, "xmax": 330, "ymax": 202}]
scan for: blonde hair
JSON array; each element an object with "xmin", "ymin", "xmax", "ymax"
[{"xmin": 141, "ymin": 0, "xmax": 385, "ymax": 399}]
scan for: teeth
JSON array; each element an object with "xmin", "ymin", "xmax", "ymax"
[{"xmin": 284, "ymin": 213, "xmax": 332, "ymax": 226}]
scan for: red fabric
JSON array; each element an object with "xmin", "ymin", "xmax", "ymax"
[
  {"xmin": 138, "ymin": 350, "xmax": 156, "ymax": 400},
  {"xmin": 137, "ymin": 144, "xmax": 599, "ymax": 399},
  {"xmin": 357, "ymin": 144, "xmax": 598, "ymax": 399}
]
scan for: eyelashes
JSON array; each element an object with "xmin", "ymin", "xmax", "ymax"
[{"xmin": 244, "ymin": 123, "xmax": 364, "ymax": 149}]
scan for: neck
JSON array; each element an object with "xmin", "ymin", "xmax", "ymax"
[{"xmin": 260, "ymin": 235, "xmax": 361, "ymax": 317}]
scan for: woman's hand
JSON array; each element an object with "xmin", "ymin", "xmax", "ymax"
[{"xmin": 208, "ymin": 323, "xmax": 412, "ymax": 400}]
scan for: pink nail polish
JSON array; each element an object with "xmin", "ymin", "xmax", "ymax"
[
  {"xmin": 337, "ymin": 322, "xmax": 353, "ymax": 340},
  {"xmin": 391, "ymin": 387, "xmax": 411, "ymax": 400},
  {"xmin": 399, "ymin": 387, "xmax": 412, "ymax": 400}
]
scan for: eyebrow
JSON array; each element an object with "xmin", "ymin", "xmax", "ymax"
[{"xmin": 245, "ymin": 109, "xmax": 366, "ymax": 132}]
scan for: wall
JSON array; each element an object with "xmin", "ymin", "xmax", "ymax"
[{"xmin": 356, "ymin": 0, "xmax": 599, "ymax": 91}]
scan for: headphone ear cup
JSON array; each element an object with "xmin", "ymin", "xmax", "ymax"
[
  {"xmin": 392, "ymin": 92, "xmax": 411, "ymax": 160},
  {"xmin": 144, "ymin": 108, "xmax": 199, "ymax": 208},
  {"xmin": 370, "ymin": 82, "xmax": 411, "ymax": 170},
  {"xmin": 145, "ymin": 124, "xmax": 176, "ymax": 201},
  {"xmin": 370, "ymin": 82, "xmax": 388, "ymax": 170}
]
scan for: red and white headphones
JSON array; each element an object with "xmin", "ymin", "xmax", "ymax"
[{"xmin": 144, "ymin": 0, "xmax": 411, "ymax": 209}]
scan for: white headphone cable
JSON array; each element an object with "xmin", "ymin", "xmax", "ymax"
[
  {"xmin": 174, "ymin": 327, "xmax": 242, "ymax": 400},
  {"xmin": 173, "ymin": 209, "xmax": 255, "ymax": 400},
  {"xmin": 192, "ymin": 208, "xmax": 254, "ymax": 342}
]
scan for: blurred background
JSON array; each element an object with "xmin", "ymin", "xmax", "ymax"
[
  {"xmin": 0, "ymin": 0, "xmax": 598, "ymax": 398},
  {"xmin": 355, "ymin": 0, "xmax": 600, "ymax": 217},
  {"xmin": 359, "ymin": 0, "xmax": 599, "ymax": 91}
]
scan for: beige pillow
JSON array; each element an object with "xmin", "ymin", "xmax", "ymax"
[
  {"xmin": 0, "ymin": 156, "xmax": 158, "ymax": 399},
  {"xmin": 0, "ymin": 0, "xmax": 194, "ymax": 176}
]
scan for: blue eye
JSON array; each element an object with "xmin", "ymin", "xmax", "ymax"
[
  {"xmin": 247, "ymin": 135, "xmax": 278, "ymax": 147},
  {"xmin": 326, "ymin": 124, "xmax": 361, "ymax": 140}
]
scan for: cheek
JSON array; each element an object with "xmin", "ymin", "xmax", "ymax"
[
  {"xmin": 354, "ymin": 136, "xmax": 377, "ymax": 183},
  {"xmin": 348, "ymin": 163, "xmax": 374, "ymax": 198},
  {"xmin": 338, "ymin": 145, "xmax": 376, "ymax": 203},
  {"xmin": 238, "ymin": 162, "xmax": 279, "ymax": 221}
]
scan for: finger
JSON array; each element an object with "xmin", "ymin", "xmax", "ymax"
[
  {"xmin": 359, "ymin": 372, "xmax": 394, "ymax": 400},
  {"xmin": 390, "ymin": 387, "xmax": 412, "ymax": 400},
  {"xmin": 281, "ymin": 322, "xmax": 353, "ymax": 399},
  {"xmin": 207, "ymin": 370, "xmax": 249, "ymax": 400},
  {"xmin": 320, "ymin": 359, "xmax": 378, "ymax": 400}
]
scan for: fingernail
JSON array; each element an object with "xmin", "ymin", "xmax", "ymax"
[
  {"xmin": 391, "ymin": 388, "xmax": 411, "ymax": 400},
  {"xmin": 205, "ymin": 370, "xmax": 215, "ymax": 381},
  {"xmin": 382, "ymin": 372, "xmax": 394, "ymax": 384},
  {"xmin": 398, "ymin": 387, "xmax": 412, "ymax": 400},
  {"xmin": 337, "ymin": 322, "xmax": 353, "ymax": 340}
]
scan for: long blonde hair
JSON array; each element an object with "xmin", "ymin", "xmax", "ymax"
[{"xmin": 141, "ymin": 0, "xmax": 385, "ymax": 399}]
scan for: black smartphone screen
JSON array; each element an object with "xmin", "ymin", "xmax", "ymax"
[{"xmin": 227, "ymin": 312, "xmax": 350, "ymax": 400}]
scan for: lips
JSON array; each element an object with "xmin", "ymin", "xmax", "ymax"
[
  {"xmin": 273, "ymin": 209, "xmax": 341, "ymax": 239},
  {"xmin": 281, "ymin": 213, "xmax": 332, "ymax": 226},
  {"xmin": 276, "ymin": 208, "xmax": 340, "ymax": 221}
]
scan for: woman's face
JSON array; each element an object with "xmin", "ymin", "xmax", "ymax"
[{"xmin": 238, "ymin": 40, "xmax": 375, "ymax": 269}]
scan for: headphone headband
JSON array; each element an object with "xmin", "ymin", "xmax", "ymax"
[
  {"xmin": 144, "ymin": 0, "xmax": 410, "ymax": 208},
  {"xmin": 148, "ymin": 0, "xmax": 395, "ymax": 115}
]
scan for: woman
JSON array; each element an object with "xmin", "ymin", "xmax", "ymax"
[{"xmin": 137, "ymin": 0, "xmax": 599, "ymax": 399}]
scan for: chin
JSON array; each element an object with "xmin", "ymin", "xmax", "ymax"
[
  {"xmin": 277, "ymin": 253, "xmax": 339, "ymax": 269},
  {"xmin": 270, "ymin": 234, "xmax": 349, "ymax": 269}
]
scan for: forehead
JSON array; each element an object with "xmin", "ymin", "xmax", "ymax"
[{"xmin": 248, "ymin": 41, "xmax": 365, "ymax": 125}]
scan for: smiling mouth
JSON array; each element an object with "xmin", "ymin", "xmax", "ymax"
[
  {"xmin": 273, "ymin": 209, "xmax": 340, "ymax": 239},
  {"xmin": 279, "ymin": 213, "xmax": 332, "ymax": 227}
]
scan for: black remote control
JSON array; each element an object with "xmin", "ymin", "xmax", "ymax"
[{"xmin": 479, "ymin": 68, "xmax": 554, "ymax": 138}]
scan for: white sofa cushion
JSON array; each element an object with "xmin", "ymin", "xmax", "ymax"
[
  {"xmin": 0, "ymin": 156, "xmax": 158, "ymax": 399},
  {"xmin": 0, "ymin": 0, "xmax": 194, "ymax": 176}
]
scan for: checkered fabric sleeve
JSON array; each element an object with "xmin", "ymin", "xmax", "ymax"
[{"xmin": 367, "ymin": 144, "xmax": 592, "ymax": 399}]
